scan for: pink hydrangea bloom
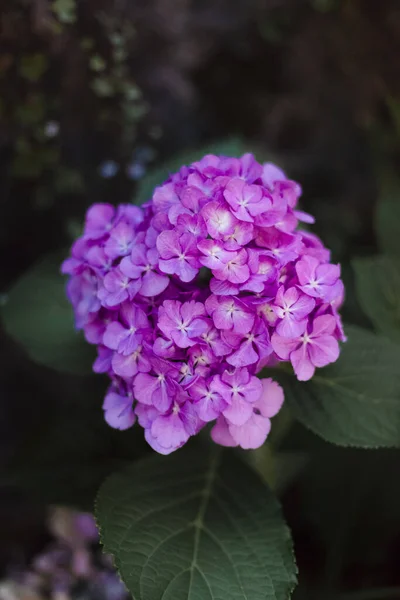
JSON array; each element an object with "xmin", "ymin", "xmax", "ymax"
[{"xmin": 62, "ymin": 153, "xmax": 345, "ymax": 454}]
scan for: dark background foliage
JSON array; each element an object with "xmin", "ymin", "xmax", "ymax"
[{"xmin": 1, "ymin": 1, "xmax": 400, "ymax": 598}]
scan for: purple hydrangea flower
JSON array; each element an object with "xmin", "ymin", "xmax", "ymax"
[
  {"xmin": 62, "ymin": 152, "xmax": 345, "ymax": 454},
  {"xmin": 103, "ymin": 303, "xmax": 149, "ymax": 355},
  {"xmin": 103, "ymin": 384, "xmax": 136, "ymax": 430},
  {"xmin": 273, "ymin": 286, "xmax": 315, "ymax": 338},
  {"xmin": 211, "ymin": 377, "xmax": 284, "ymax": 449},
  {"xmin": 271, "ymin": 314, "xmax": 340, "ymax": 381},
  {"xmin": 158, "ymin": 300, "xmax": 208, "ymax": 348},
  {"xmin": 120, "ymin": 244, "xmax": 169, "ymax": 297}
]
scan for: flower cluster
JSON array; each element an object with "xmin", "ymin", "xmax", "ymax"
[
  {"xmin": 2, "ymin": 508, "xmax": 127, "ymax": 600},
  {"xmin": 62, "ymin": 153, "xmax": 345, "ymax": 454}
]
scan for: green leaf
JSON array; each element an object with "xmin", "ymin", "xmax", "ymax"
[
  {"xmin": 375, "ymin": 173, "xmax": 400, "ymax": 256},
  {"xmin": 274, "ymin": 326, "xmax": 400, "ymax": 448},
  {"xmin": 353, "ymin": 255, "xmax": 400, "ymax": 342},
  {"xmin": 96, "ymin": 448, "xmax": 297, "ymax": 600},
  {"xmin": 1, "ymin": 254, "xmax": 95, "ymax": 374},
  {"xmin": 134, "ymin": 138, "xmax": 247, "ymax": 205}
]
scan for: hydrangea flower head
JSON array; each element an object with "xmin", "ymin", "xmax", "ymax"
[{"xmin": 62, "ymin": 154, "xmax": 345, "ymax": 454}]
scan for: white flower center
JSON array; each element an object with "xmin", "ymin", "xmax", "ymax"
[{"xmin": 177, "ymin": 320, "xmax": 188, "ymax": 332}]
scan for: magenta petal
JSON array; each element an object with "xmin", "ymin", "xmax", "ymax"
[
  {"xmin": 223, "ymin": 395, "xmax": 253, "ymax": 426},
  {"xmin": 134, "ymin": 373, "xmax": 159, "ymax": 405},
  {"xmin": 317, "ymin": 263, "xmax": 340, "ymax": 285},
  {"xmin": 176, "ymin": 260, "xmax": 199, "ymax": 283},
  {"xmin": 194, "ymin": 394, "xmax": 226, "ymax": 422},
  {"xmin": 256, "ymin": 378, "xmax": 284, "ymax": 418},
  {"xmin": 276, "ymin": 316, "xmax": 307, "ymax": 338},
  {"xmin": 103, "ymin": 392, "xmax": 135, "ymax": 431},
  {"xmin": 112, "ymin": 351, "xmax": 142, "ymax": 378},
  {"xmin": 282, "ymin": 286, "xmax": 299, "ymax": 306},
  {"xmin": 309, "ymin": 335, "xmax": 340, "ymax": 367},
  {"xmin": 151, "ymin": 413, "xmax": 190, "ymax": 453},
  {"xmin": 290, "ymin": 345, "xmax": 315, "ymax": 381},
  {"xmin": 188, "ymin": 318, "xmax": 208, "ymax": 339},
  {"xmin": 140, "ymin": 271, "xmax": 169, "ymax": 296},
  {"xmin": 292, "ymin": 294, "xmax": 315, "ymax": 319},
  {"xmin": 93, "ymin": 346, "xmax": 113, "ymax": 373},
  {"xmin": 156, "ymin": 230, "xmax": 180, "ymax": 259},
  {"xmin": 226, "ymin": 340, "xmax": 259, "ymax": 367},
  {"xmin": 295, "ymin": 255, "xmax": 319, "ymax": 285},
  {"xmin": 181, "ymin": 300, "xmax": 205, "ymax": 322},
  {"xmin": 294, "ymin": 209, "xmax": 315, "ymax": 224},
  {"xmin": 211, "ymin": 417, "xmax": 238, "ymax": 447},
  {"xmin": 153, "ymin": 336, "xmax": 176, "ymax": 358},
  {"xmin": 210, "ymin": 278, "xmax": 239, "ymax": 295},
  {"xmin": 118, "ymin": 332, "xmax": 141, "ymax": 356},
  {"xmin": 232, "ymin": 310, "xmax": 254, "ymax": 335},
  {"xmin": 120, "ymin": 257, "xmax": 142, "ymax": 279},
  {"xmin": 228, "ymin": 414, "xmax": 271, "ymax": 449},
  {"xmin": 311, "ymin": 314, "xmax": 337, "ymax": 337},
  {"xmin": 171, "ymin": 330, "xmax": 193, "ymax": 348},
  {"xmin": 213, "ymin": 307, "xmax": 233, "ymax": 330},
  {"xmin": 152, "ymin": 384, "xmax": 173, "ymax": 412},
  {"xmin": 262, "ymin": 163, "xmax": 286, "ymax": 189},
  {"xmin": 271, "ymin": 333, "xmax": 299, "ymax": 360},
  {"xmin": 245, "ymin": 375, "xmax": 263, "ymax": 403},
  {"xmin": 144, "ymin": 428, "xmax": 175, "ymax": 455},
  {"xmin": 103, "ymin": 321, "xmax": 127, "ymax": 350},
  {"xmin": 158, "ymin": 257, "xmax": 178, "ymax": 276}
]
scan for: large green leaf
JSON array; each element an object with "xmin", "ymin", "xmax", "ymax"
[
  {"xmin": 274, "ymin": 326, "xmax": 400, "ymax": 448},
  {"xmin": 375, "ymin": 173, "xmax": 400, "ymax": 257},
  {"xmin": 353, "ymin": 255, "xmax": 400, "ymax": 343},
  {"xmin": 1, "ymin": 253, "xmax": 95, "ymax": 373},
  {"xmin": 134, "ymin": 138, "xmax": 247, "ymax": 205},
  {"xmin": 96, "ymin": 448, "xmax": 297, "ymax": 600}
]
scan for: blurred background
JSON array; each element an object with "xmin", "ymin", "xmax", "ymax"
[{"xmin": 1, "ymin": 1, "xmax": 400, "ymax": 599}]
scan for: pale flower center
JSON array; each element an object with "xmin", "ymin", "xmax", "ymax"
[
  {"xmin": 282, "ymin": 304, "xmax": 292, "ymax": 316},
  {"xmin": 177, "ymin": 320, "xmax": 188, "ymax": 332}
]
